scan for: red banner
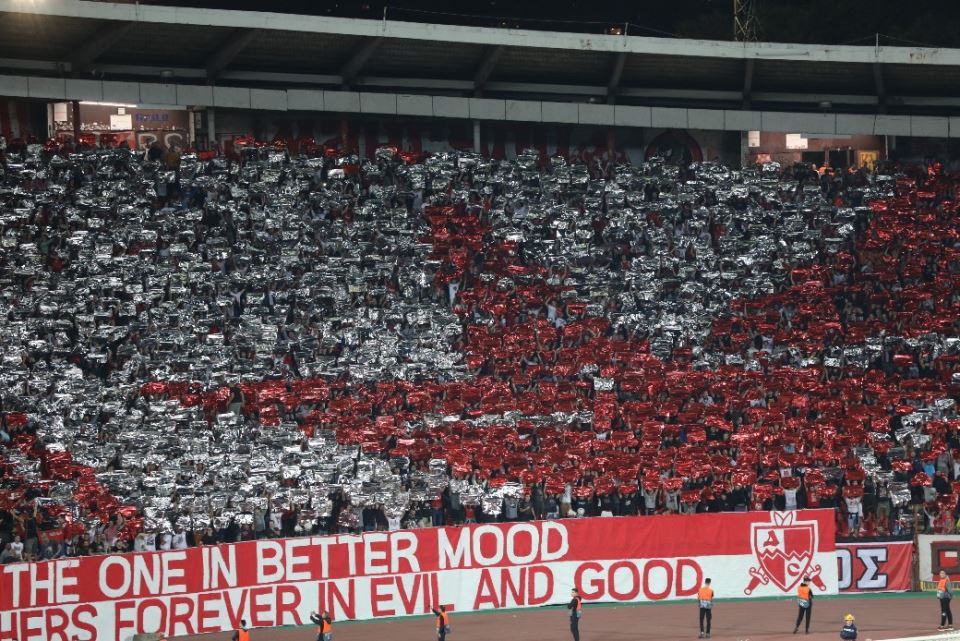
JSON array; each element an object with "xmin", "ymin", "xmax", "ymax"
[
  {"xmin": 836, "ymin": 540, "xmax": 913, "ymax": 592},
  {"xmin": 0, "ymin": 511, "xmax": 837, "ymax": 641}
]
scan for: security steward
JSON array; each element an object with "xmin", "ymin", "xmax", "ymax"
[
  {"xmin": 938, "ymin": 570, "xmax": 954, "ymax": 631},
  {"xmin": 231, "ymin": 620, "xmax": 250, "ymax": 641},
  {"xmin": 698, "ymin": 578, "xmax": 714, "ymax": 639},
  {"xmin": 310, "ymin": 610, "xmax": 333, "ymax": 641},
  {"xmin": 568, "ymin": 588, "xmax": 583, "ymax": 641},
  {"xmin": 794, "ymin": 577, "xmax": 813, "ymax": 634},
  {"xmin": 432, "ymin": 604, "xmax": 450, "ymax": 641}
]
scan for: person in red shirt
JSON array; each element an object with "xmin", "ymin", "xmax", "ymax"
[{"xmin": 431, "ymin": 497, "xmax": 444, "ymax": 526}]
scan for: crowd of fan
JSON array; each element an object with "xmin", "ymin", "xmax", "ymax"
[{"xmin": 0, "ymin": 135, "xmax": 958, "ymax": 563}]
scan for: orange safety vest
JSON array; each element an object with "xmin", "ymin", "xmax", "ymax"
[
  {"xmin": 939, "ymin": 578, "xmax": 949, "ymax": 592},
  {"xmin": 697, "ymin": 587, "xmax": 714, "ymax": 602},
  {"xmin": 237, "ymin": 630, "xmax": 250, "ymax": 641},
  {"xmin": 575, "ymin": 596, "xmax": 582, "ymax": 611},
  {"xmin": 436, "ymin": 611, "xmax": 449, "ymax": 628},
  {"xmin": 797, "ymin": 585, "xmax": 811, "ymax": 600},
  {"xmin": 317, "ymin": 618, "xmax": 332, "ymax": 634}
]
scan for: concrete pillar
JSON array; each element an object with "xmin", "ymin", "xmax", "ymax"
[
  {"xmin": 187, "ymin": 111, "xmax": 196, "ymax": 147},
  {"xmin": 473, "ymin": 119, "xmax": 481, "ymax": 154},
  {"xmin": 740, "ymin": 131, "xmax": 748, "ymax": 169},
  {"xmin": 340, "ymin": 118, "xmax": 350, "ymax": 153},
  {"xmin": 71, "ymin": 100, "xmax": 81, "ymax": 145},
  {"xmin": 46, "ymin": 103, "xmax": 54, "ymax": 139},
  {"xmin": 206, "ymin": 108, "xmax": 216, "ymax": 148}
]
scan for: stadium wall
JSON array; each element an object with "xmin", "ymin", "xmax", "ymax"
[{"xmin": 0, "ymin": 511, "xmax": 839, "ymax": 641}]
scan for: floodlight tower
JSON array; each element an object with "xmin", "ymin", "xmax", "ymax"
[{"xmin": 733, "ymin": 0, "xmax": 760, "ymax": 41}]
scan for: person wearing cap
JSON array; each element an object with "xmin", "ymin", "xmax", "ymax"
[
  {"xmin": 840, "ymin": 614, "xmax": 857, "ymax": 640},
  {"xmin": 794, "ymin": 576, "xmax": 813, "ymax": 634},
  {"xmin": 937, "ymin": 569, "xmax": 954, "ymax": 631},
  {"xmin": 698, "ymin": 578, "xmax": 714, "ymax": 639}
]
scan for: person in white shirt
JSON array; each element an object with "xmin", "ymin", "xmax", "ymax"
[
  {"xmin": 844, "ymin": 494, "xmax": 863, "ymax": 533},
  {"xmin": 387, "ymin": 515, "xmax": 402, "ymax": 531},
  {"xmin": 172, "ymin": 526, "xmax": 188, "ymax": 550},
  {"xmin": 503, "ymin": 497, "xmax": 519, "ymax": 521},
  {"xmin": 664, "ymin": 489, "xmax": 680, "ymax": 513},
  {"xmin": 143, "ymin": 531, "xmax": 157, "ymax": 551},
  {"xmin": 9, "ymin": 535, "xmax": 23, "ymax": 561},
  {"xmin": 133, "ymin": 533, "xmax": 147, "ymax": 553},
  {"xmin": 643, "ymin": 488, "xmax": 659, "ymax": 515},
  {"xmin": 546, "ymin": 301, "xmax": 558, "ymax": 322},
  {"xmin": 784, "ymin": 487, "xmax": 799, "ymax": 511},
  {"xmin": 269, "ymin": 510, "xmax": 282, "ymax": 533},
  {"xmin": 561, "ymin": 483, "xmax": 573, "ymax": 517},
  {"xmin": 159, "ymin": 531, "xmax": 173, "ymax": 551}
]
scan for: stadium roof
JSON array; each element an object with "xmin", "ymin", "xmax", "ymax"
[{"xmin": 3, "ymin": 0, "xmax": 960, "ymax": 123}]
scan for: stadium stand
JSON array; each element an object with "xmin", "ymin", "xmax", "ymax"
[{"xmin": 0, "ymin": 138, "xmax": 956, "ymax": 563}]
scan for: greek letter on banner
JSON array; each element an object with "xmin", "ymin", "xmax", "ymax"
[
  {"xmin": 0, "ymin": 510, "xmax": 838, "ymax": 641},
  {"xmin": 836, "ymin": 540, "xmax": 912, "ymax": 592}
]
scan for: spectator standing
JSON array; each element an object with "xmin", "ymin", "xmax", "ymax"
[
  {"xmin": 430, "ymin": 496, "xmax": 444, "ymax": 526},
  {"xmin": 0, "ymin": 543, "xmax": 18, "ymax": 564},
  {"xmin": 9, "ymin": 535, "xmax": 23, "ymax": 562},
  {"xmin": 159, "ymin": 530, "xmax": 172, "ymax": 551},
  {"xmin": 253, "ymin": 507, "xmax": 266, "ymax": 539},
  {"xmin": 643, "ymin": 487, "xmax": 659, "ymax": 515},
  {"xmin": 19, "ymin": 507, "xmax": 39, "ymax": 558},
  {"xmin": 503, "ymin": 496, "xmax": 519, "ymax": 522},
  {"xmin": 172, "ymin": 526, "xmax": 188, "ymax": 550}
]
